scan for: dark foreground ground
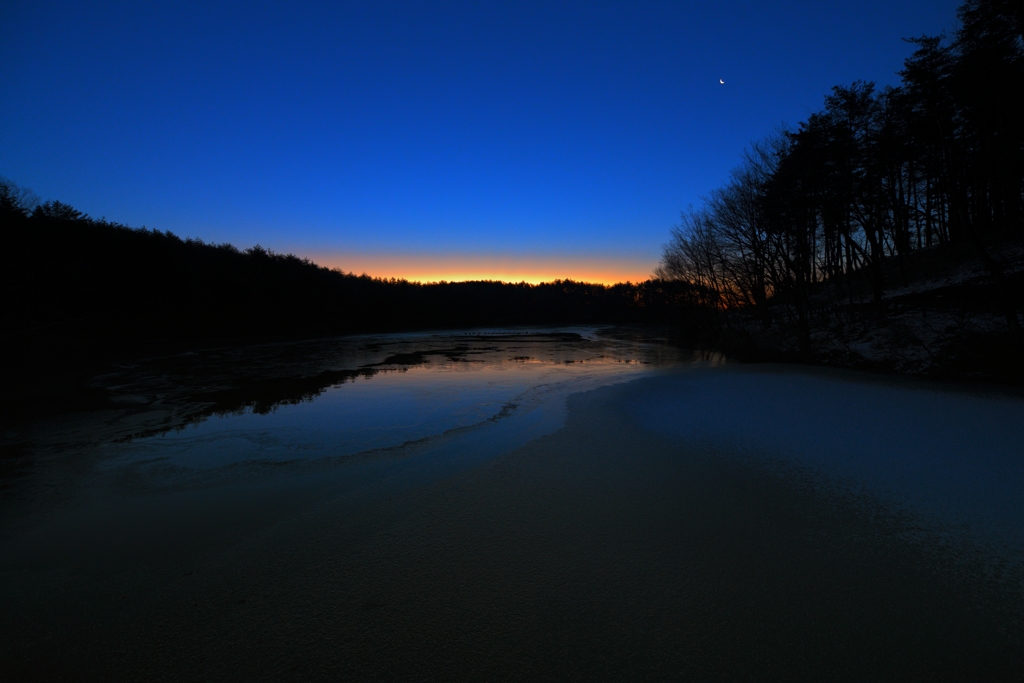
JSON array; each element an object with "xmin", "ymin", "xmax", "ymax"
[{"xmin": 2, "ymin": 360, "xmax": 1022, "ymax": 681}]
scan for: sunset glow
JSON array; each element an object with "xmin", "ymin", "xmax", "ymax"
[{"xmin": 306, "ymin": 252, "xmax": 657, "ymax": 285}]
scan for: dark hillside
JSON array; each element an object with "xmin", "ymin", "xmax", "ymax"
[{"xmin": 0, "ymin": 192, "xmax": 704, "ymax": 404}]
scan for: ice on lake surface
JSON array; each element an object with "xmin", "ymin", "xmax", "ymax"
[
  {"xmin": 1, "ymin": 327, "xmax": 690, "ymax": 527},
  {"xmin": 635, "ymin": 365, "xmax": 1024, "ymax": 551},
  {"xmin": 102, "ymin": 333, "xmax": 663, "ymax": 472},
  {"xmin": 3, "ymin": 326, "xmax": 1024, "ymax": 680},
  {"xmin": 4, "ymin": 324, "xmax": 1024, "ymax": 567}
]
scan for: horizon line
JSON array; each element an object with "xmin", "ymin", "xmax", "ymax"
[{"xmin": 299, "ymin": 251, "xmax": 659, "ymax": 287}]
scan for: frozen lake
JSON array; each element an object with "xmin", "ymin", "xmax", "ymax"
[
  {"xmin": 97, "ymin": 329, "xmax": 669, "ymax": 472},
  {"xmin": 2, "ymin": 327, "xmax": 1023, "ymax": 680}
]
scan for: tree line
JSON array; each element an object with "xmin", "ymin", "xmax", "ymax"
[
  {"xmin": 657, "ymin": 0, "xmax": 1024, "ymax": 350},
  {"xmin": 1, "ymin": 180, "xmax": 704, "ymax": 364}
]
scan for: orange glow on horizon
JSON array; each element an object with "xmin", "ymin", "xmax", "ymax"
[{"xmin": 299, "ymin": 252, "xmax": 658, "ymax": 286}]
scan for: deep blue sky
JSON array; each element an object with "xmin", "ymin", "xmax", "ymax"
[{"xmin": 1, "ymin": 0, "xmax": 962, "ymax": 282}]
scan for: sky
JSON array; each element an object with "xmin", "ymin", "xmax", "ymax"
[{"xmin": 1, "ymin": 0, "xmax": 963, "ymax": 283}]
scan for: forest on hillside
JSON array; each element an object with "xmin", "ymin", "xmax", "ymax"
[
  {"xmin": 656, "ymin": 0, "xmax": 1024, "ymax": 378},
  {"xmin": 0, "ymin": 184, "xmax": 702, "ymax": 359}
]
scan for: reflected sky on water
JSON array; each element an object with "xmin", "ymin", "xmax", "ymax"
[
  {"xmin": 3, "ymin": 327, "xmax": 692, "ymax": 503},
  {"xmin": 103, "ymin": 351, "xmax": 660, "ymax": 472},
  {"xmin": 3, "ymin": 327, "xmax": 1024, "ymax": 679}
]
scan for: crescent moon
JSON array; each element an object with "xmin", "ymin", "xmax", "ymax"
[{"xmin": 719, "ymin": 79, "xmax": 725, "ymax": 84}]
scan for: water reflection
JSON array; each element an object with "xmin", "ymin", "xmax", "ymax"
[
  {"xmin": 3, "ymin": 327, "xmax": 1024, "ymax": 679},
  {"xmin": 108, "ymin": 353, "xmax": 658, "ymax": 472},
  {"xmin": 3, "ymin": 327, "xmax": 688, "ymax": 484}
]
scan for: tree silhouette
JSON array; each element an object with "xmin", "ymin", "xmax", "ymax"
[{"xmin": 658, "ymin": 0, "xmax": 1024, "ymax": 351}]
